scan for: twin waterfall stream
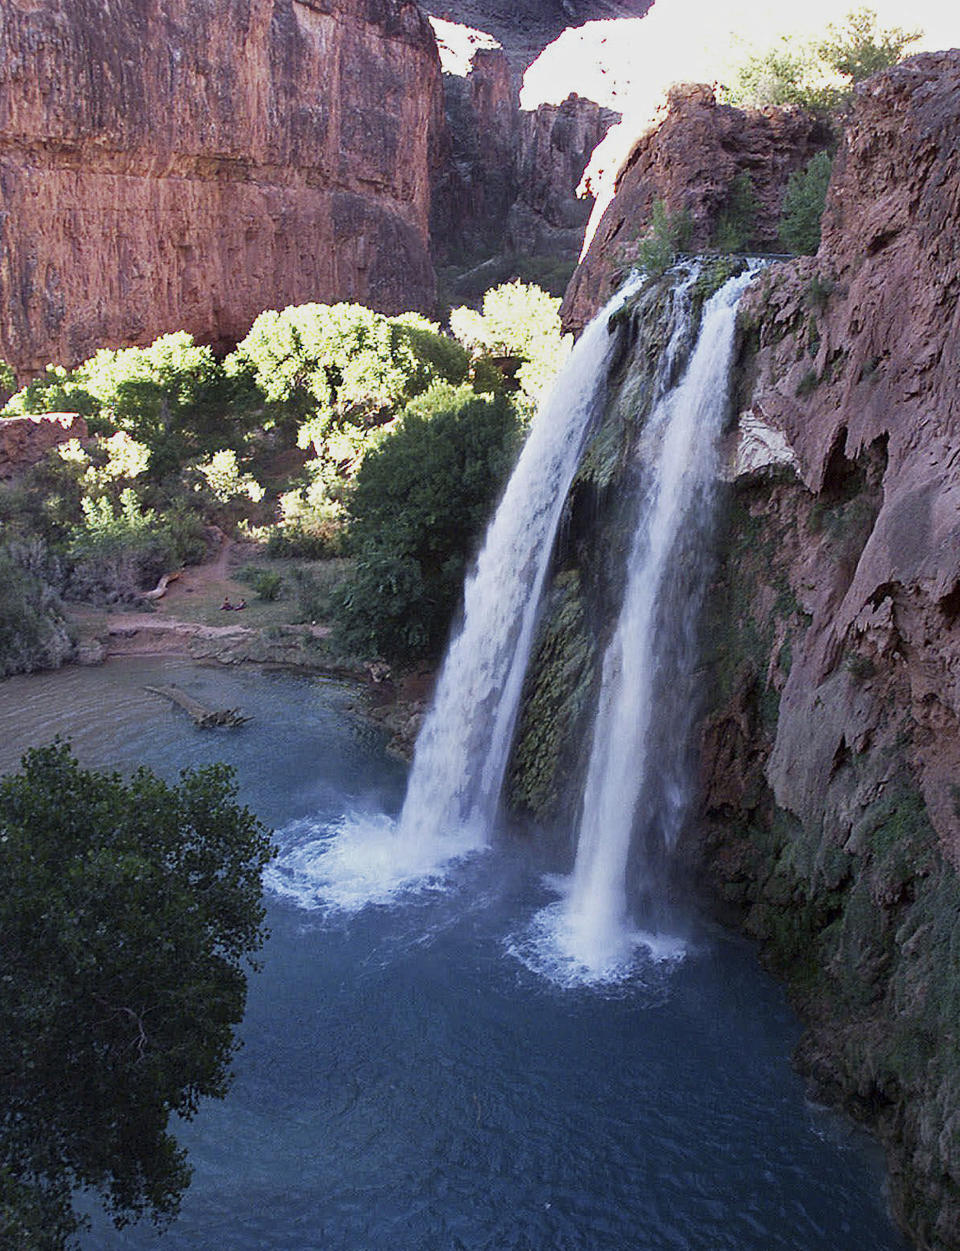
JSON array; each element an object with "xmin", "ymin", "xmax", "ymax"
[{"xmin": 275, "ymin": 266, "xmax": 753, "ymax": 985}]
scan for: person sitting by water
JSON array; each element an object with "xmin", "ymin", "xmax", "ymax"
[
  {"xmin": 220, "ymin": 596, "xmax": 233, "ymax": 611},
  {"xmin": 235, "ymin": 599, "xmax": 246, "ymax": 611}
]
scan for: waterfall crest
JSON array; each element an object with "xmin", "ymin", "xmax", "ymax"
[
  {"xmin": 397, "ymin": 276, "xmax": 643, "ymax": 849},
  {"xmin": 540, "ymin": 269, "xmax": 756, "ymax": 982}
]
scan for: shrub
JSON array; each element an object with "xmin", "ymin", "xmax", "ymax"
[
  {"xmin": 239, "ymin": 567, "xmax": 283, "ymax": 601},
  {"xmin": 0, "ymin": 543, "xmax": 73, "ymax": 676},
  {"xmin": 634, "ymin": 199, "xmax": 693, "ymax": 278},
  {"xmin": 712, "ymin": 172, "xmax": 758, "ymax": 254},
  {"xmin": 333, "ymin": 384, "xmax": 520, "ymax": 659},
  {"xmin": 779, "ymin": 151, "xmax": 834, "ymax": 255}
]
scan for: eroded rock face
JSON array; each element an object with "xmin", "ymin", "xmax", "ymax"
[
  {"xmin": 695, "ymin": 52, "xmax": 960, "ymax": 1251},
  {"xmin": 0, "ymin": 0, "xmax": 443, "ymax": 377},
  {"xmin": 561, "ymin": 84, "xmax": 830, "ymax": 331},
  {"xmin": 0, "ymin": 413, "xmax": 88, "ymax": 478},
  {"xmin": 506, "ymin": 94, "xmax": 618, "ymax": 259}
]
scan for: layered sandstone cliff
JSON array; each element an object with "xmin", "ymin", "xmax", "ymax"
[
  {"xmin": 0, "ymin": 0, "xmax": 443, "ymax": 378},
  {"xmin": 561, "ymin": 84, "xmax": 830, "ymax": 331}
]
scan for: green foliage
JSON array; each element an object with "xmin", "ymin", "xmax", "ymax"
[
  {"xmin": 779, "ymin": 151, "xmax": 834, "ymax": 254},
  {"xmin": 333, "ymin": 384, "xmax": 520, "ymax": 659},
  {"xmin": 0, "ymin": 742, "xmax": 273, "ymax": 1248},
  {"xmin": 0, "ymin": 361, "xmax": 15, "ymax": 399},
  {"xmin": 712, "ymin": 173, "xmax": 758, "ymax": 254},
  {"xmin": 193, "ymin": 449, "xmax": 265, "ymax": 506},
  {"xmin": 723, "ymin": 8, "xmax": 923, "ymax": 111},
  {"xmin": 0, "ymin": 542, "xmax": 72, "ymax": 677},
  {"xmin": 227, "ymin": 303, "xmax": 468, "ymax": 441},
  {"xmin": 635, "ymin": 200, "xmax": 693, "ymax": 278},
  {"xmin": 240, "ymin": 566, "xmax": 284, "ymax": 602},
  {"xmin": 64, "ymin": 489, "xmax": 202, "ymax": 604},
  {"xmin": 2, "ymin": 334, "xmax": 240, "ymax": 475},
  {"xmin": 816, "ymin": 7, "xmax": 921, "ymax": 83},
  {"xmin": 449, "ymin": 281, "xmax": 571, "ymax": 417}
]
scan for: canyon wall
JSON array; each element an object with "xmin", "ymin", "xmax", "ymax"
[
  {"xmin": 0, "ymin": 0, "xmax": 443, "ymax": 378},
  {"xmin": 516, "ymin": 52, "xmax": 960, "ymax": 1249},
  {"xmin": 560, "ymin": 84, "xmax": 829, "ymax": 332}
]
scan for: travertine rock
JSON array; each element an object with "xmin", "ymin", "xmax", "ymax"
[
  {"xmin": 0, "ymin": 413, "xmax": 88, "ymax": 478},
  {"xmin": 561, "ymin": 84, "xmax": 829, "ymax": 330},
  {"xmin": 0, "ymin": 0, "xmax": 443, "ymax": 377},
  {"xmin": 740, "ymin": 52, "xmax": 960, "ymax": 867}
]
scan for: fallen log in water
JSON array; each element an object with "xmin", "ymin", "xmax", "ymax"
[{"xmin": 144, "ymin": 684, "xmax": 250, "ymax": 728}]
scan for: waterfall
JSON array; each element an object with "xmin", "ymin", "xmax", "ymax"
[
  {"xmin": 551, "ymin": 269, "xmax": 755, "ymax": 980},
  {"xmin": 269, "ymin": 277, "xmax": 642, "ymax": 912},
  {"xmin": 397, "ymin": 275, "xmax": 643, "ymax": 850}
]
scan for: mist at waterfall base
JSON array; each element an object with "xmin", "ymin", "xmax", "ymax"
[
  {"xmin": 0, "ymin": 662, "xmax": 908, "ymax": 1251},
  {"xmin": 267, "ymin": 276, "xmax": 642, "ymax": 921}
]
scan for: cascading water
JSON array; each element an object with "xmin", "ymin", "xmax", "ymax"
[
  {"xmin": 397, "ymin": 275, "xmax": 642, "ymax": 849},
  {"xmin": 269, "ymin": 277, "xmax": 641, "ymax": 911},
  {"xmin": 530, "ymin": 269, "xmax": 757, "ymax": 983}
]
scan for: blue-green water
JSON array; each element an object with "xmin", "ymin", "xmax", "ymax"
[{"xmin": 0, "ymin": 659, "xmax": 909, "ymax": 1250}]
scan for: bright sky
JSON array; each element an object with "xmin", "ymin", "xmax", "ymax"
[{"xmin": 521, "ymin": 0, "xmax": 960, "ymax": 113}]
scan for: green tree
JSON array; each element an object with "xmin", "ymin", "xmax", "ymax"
[
  {"xmin": 817, "ymin": 7, "xmax": 921, "ymax": 83},
  {"xmin": 633, "ymin": 199, "xmax": 693, "ymax": 278},
  {"xmin": 0, "ymin": 742, "xmax": 273, "ymax": 1248},
  {"xmin": 723, "ymin": 8, "xmax": 922, "ymax": 111},
  {"xmin": 449, "ymin": 281, "xmax": 570, "ymax": 417},
  {"xmin": 713, "ymin": 172, "xmax": 758, "ymax": 253},
  {"xmin": 779, "ymin": 150, "xmax": 834, "ymax": 254},
  {"xmin": 334, "ymin": 383, "xmax": 520, "ymax": 658}
]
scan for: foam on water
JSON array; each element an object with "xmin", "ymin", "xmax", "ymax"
[
  {"xmin": 264, "ymin": 812, "xmax": 487, "ymax": 914},
  {"xmin": 506, "ymin": 894, "xmax": 686, "ymax": 992}
]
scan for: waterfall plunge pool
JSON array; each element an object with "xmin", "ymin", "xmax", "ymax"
[{"xmin": 0, "ymin": 658, "xmax": 908, "ymax": 1251}]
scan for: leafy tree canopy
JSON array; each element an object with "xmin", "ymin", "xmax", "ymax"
[
  {"xmin": 225, "ymin": 303, "xmax": 469, "ymax": 449},
  {"xmin": 0, "ymin": 743, "xmax": 273, "ymax": 1248},
  {"xmin": 334, "ymin": 383, "xmax": 521, "ymax": 659},
  {"xmin": 1, "ymin": 334, "xmax": 233, "ymax": 476},
  {"xmin": 449, "ymin": 281, "xmax": 571, "ymax": 416},
  {"xmin": 723, "ymin": 7, "xmax": 922, "ymax": 111}
]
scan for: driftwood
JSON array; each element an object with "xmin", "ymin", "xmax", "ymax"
[
  {"xmin": 144, "ymin": 684, "xmax": 250, "ymax": 728},
  {"xmin": 140, "ymin": 571, "xmax": 181, "ymax": 601}
]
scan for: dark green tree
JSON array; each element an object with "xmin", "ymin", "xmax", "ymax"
[
  {"xmin": 334, "ymin": 383, "xmax": 520, "ymax": 659},
  {"xmin": 779, "ymin": 150, "xmax": 834, "ymax": 255},
  {"xmin": 0, "ymin": 742, "xmax": 273, "ymax": 1248}
]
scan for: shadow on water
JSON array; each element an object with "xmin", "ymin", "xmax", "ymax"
[{"xmin": 0, "ymin": 659, "xmax": 908, "ymax": 1251}]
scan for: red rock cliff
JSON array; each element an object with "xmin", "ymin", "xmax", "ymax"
[
  {"xmin": 0, "ymin": 0, "xmax": 443, "ymax": 377},
  {"xmin": 561, "ymin": 84, "xmax": 829, "ymax": 330}
]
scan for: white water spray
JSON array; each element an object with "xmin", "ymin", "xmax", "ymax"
[{"xmin": 551, "ymin": 269, "xmax": 756, "ymax": 981}]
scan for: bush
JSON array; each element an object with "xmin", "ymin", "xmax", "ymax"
[
  {"xmin": 333, "ymin": 384, "xmax": 521, "ymax": 659},
  {"xmin": 0, "ymin": 543, "xmax": 72, "ymax": 677},
  {"xmin": 779, "ymin": 151, "xmax": 834, "ymax": 255},
  {"xmin": 713, "ymin": 172, "xmax": 758, "ymax": 253},
  {"xmin": 239, "ymin": 567, "xmax": 284, "ymax": 601}
]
